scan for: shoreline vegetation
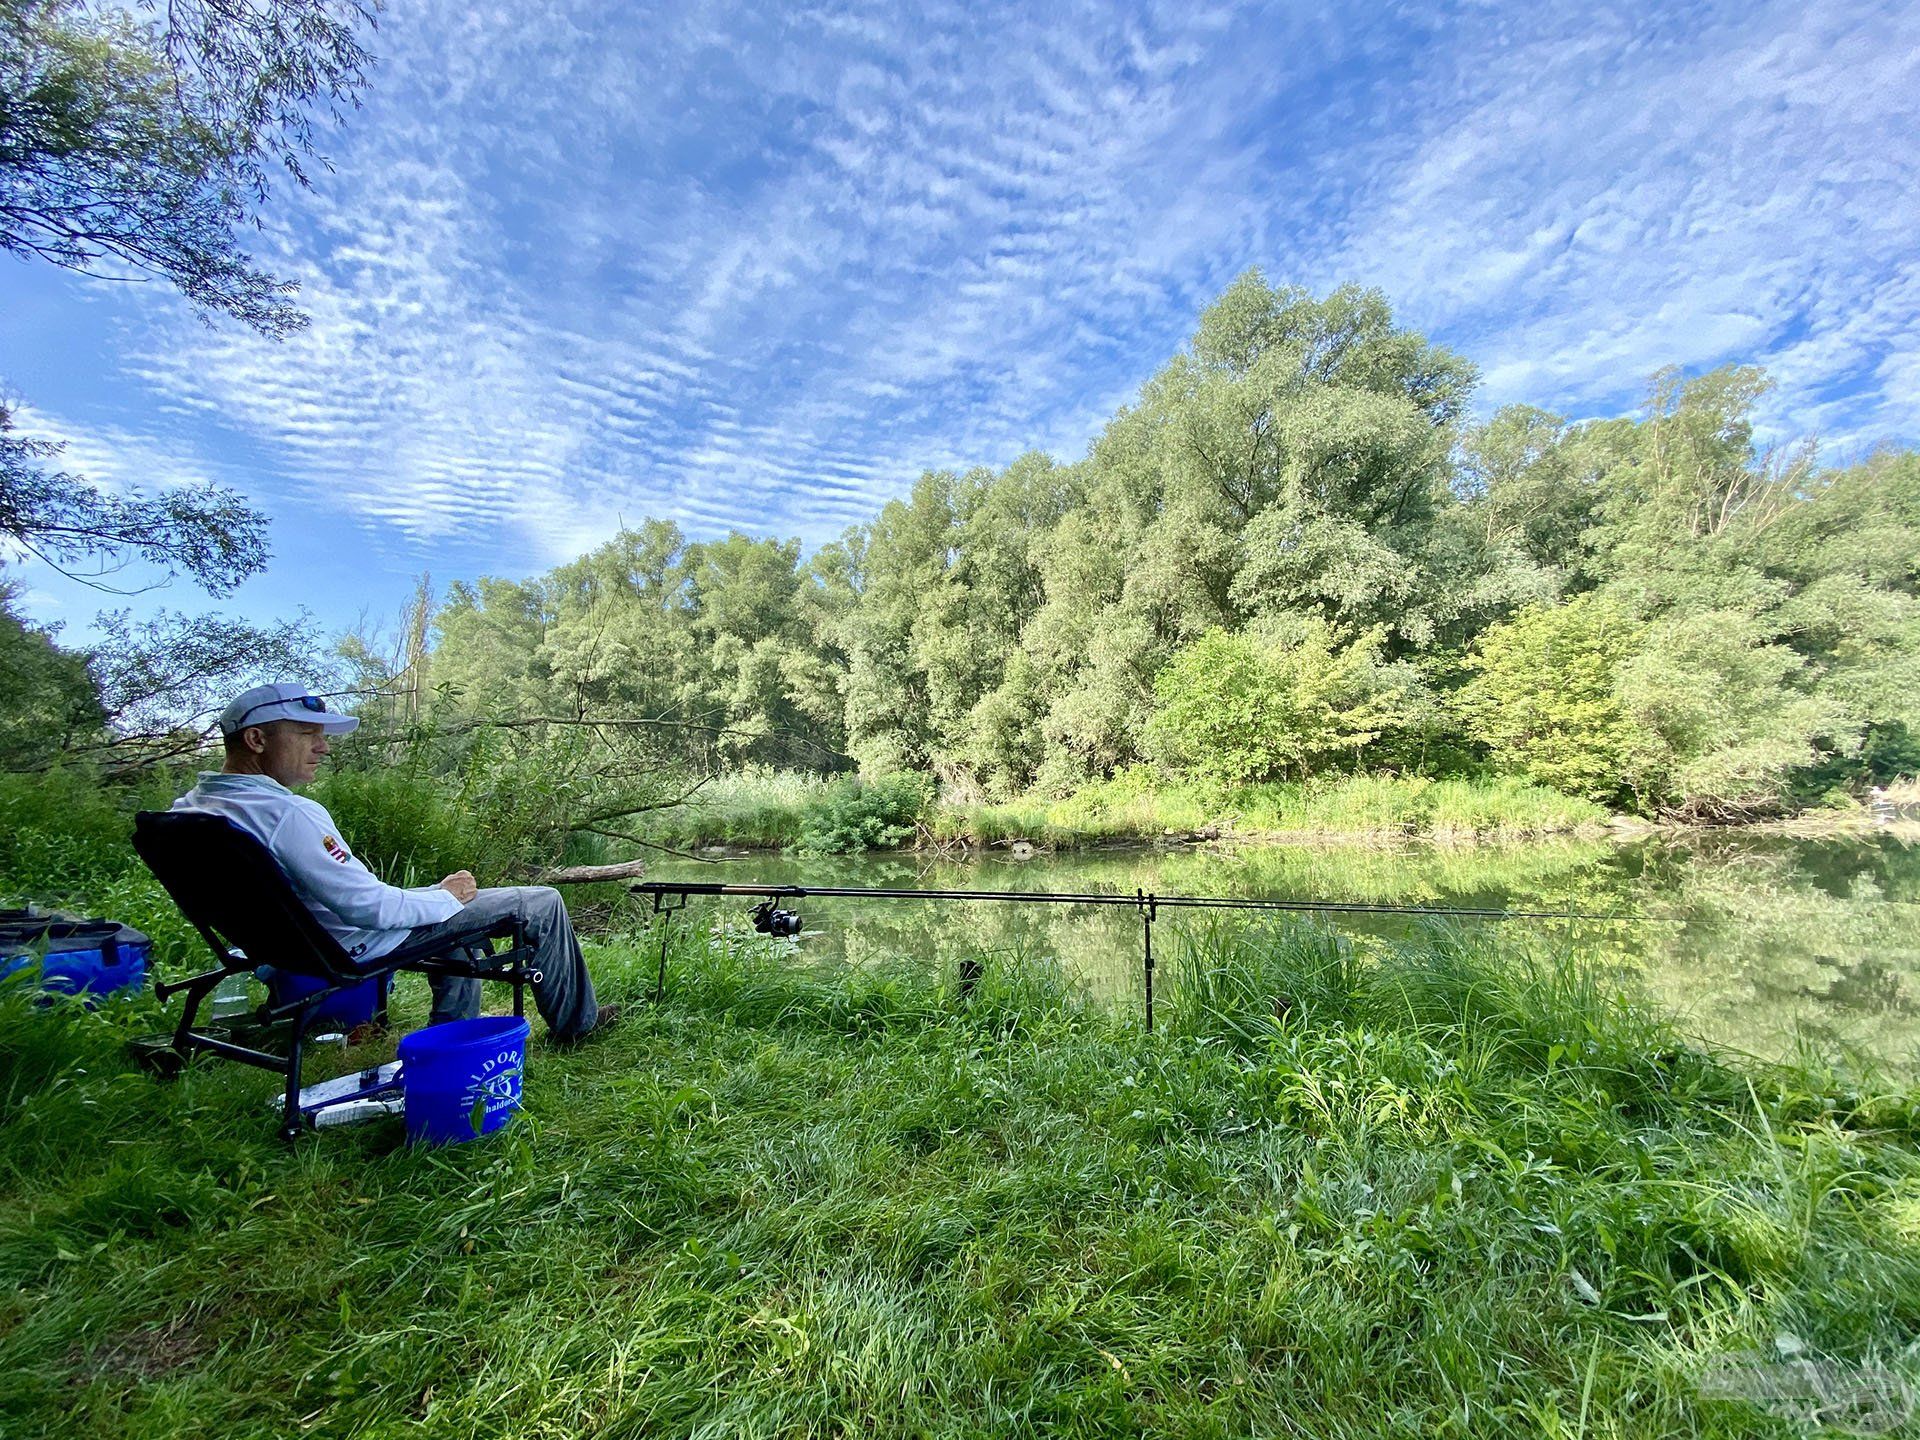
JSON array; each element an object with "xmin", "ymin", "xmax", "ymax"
[
  {"xmin": 633, "ymin": 771, "xmax": 1616, "ymax": 854},
  {"xmin": 4, "ymin": 919, "xmax": 1916, "ymax": 1436},
  {"xmin": 625, "ymin": 768, "xmax": 1915, "ymax": 857}
]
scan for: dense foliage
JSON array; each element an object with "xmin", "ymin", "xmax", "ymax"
[
  {"xmin": 392, "ymin": 275, "xmax": 1917, "ymax": 822},
  {"xmin": 7, "ymin": 275, "xmax": 1915, "ymax": 834}
]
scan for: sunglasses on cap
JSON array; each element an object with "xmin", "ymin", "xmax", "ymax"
[{"xmin": 229, "ymin": 694, "xmax": 329, "ymax": 731}]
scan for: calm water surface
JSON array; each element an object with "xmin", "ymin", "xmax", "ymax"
[{"xmin": 640, "ymin": 832, "xmax": 1920, "ymax": 1069}]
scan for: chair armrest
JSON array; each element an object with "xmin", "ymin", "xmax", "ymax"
[{"xmin": 381, "ymin": 915, "xmax": 529, "ymax": 970}]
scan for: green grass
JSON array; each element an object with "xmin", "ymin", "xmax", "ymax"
[
  {"xmin": 2, "ymin": 919, "xmax": 1915, "ymax": 1438},
  {"xmin": 630, "ymin": 767, "xmax": 842, "ymax": 849},
  {"xmin": 0, "ymin": 770, "xmax": 203, "ymax": 975},
  {"xmin": 940, "ymin": 771, "xmax": 1613, "ymax": 849}
]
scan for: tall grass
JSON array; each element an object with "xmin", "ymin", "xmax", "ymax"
[
  {"xmin": 0, "ymin": 770, "xmax": 201, "ymax": 975},
  {"xmin": 1, "ymin": 917, "xmax": 1913, "ymax": 1438},
  {"xmin": 629, "ymin": 766, "xmax": 841, "ymax": 848}
]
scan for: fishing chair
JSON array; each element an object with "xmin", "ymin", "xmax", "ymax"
[{"xmin": 130, "ymin": 811, "xmax": 542, "ymax": 1139}]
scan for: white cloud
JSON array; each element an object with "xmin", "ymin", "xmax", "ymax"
[
  {"xmin": 1318, "ymin": 1, "xmax": 1920, "ymax": 447},
  {"xmin": 27, "ymin": 0, "xmax": 1914, "ymax": 598},
  {"xmin": 5, "ymin": 401, "xmax": 227, "ymax": 496}
]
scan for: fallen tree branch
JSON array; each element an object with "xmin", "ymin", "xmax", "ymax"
[{"xmin": 537, "ymin": 858, "xmax": 651, "ymax": 885}]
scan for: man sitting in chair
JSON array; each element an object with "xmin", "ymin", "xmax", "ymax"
[{"xmin": 171, "ymin": 683, "xmax": 620, "ymax": 1042}]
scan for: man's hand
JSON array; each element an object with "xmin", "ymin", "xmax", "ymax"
[{"xmin": 439, "ymin": 870, "xmax": 478, "ymax": 904}]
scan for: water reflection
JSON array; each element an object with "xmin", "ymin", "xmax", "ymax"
[{"xmin": 639, "ymin": 833, "xmax": 1920, "ymax": 1069}]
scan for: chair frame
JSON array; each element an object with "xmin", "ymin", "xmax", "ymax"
[{"xmin": 133, "ymin": 812, "xmax": 543, "ymax": 1139}]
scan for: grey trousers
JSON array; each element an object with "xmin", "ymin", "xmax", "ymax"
[{"xmin": 401, "ymin": 886, "xmax": 600, "ymax": 1040}]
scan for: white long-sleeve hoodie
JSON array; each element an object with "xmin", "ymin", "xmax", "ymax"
[{"xmin": 171, "ymin": 772, "xmax": 463, "ymax": 961}]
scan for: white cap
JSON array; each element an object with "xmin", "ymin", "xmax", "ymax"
[{"xmin": 218, "ymin": 683, "xmax": 360, "ymax": 737}]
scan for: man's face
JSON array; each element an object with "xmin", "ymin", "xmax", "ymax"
[{"xmin": 248, "ymin": 721, "xmax": 331, "ymax": 787}]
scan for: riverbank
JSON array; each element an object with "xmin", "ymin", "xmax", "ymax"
[
  {"xmin": 935, "ymin": 771, "xmax": 1614, "ymax": 848},
  {"xmin": 2, "ymin": 921, "xmax": 1914, "ymax": 1437},
  {"xmin": 637, "ymin": 771, "xmax": 1616, "ymax": 854}
]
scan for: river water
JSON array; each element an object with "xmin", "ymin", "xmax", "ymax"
[{"xmin": 640, "ymin": 831, "xmax": 1920, "ymax": 1070}]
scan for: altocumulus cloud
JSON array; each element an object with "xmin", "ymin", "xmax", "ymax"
[{"xmin": 13, "ymin": 0, "xmax": 1919, "ymax": 588}]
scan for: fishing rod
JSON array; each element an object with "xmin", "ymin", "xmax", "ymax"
[
  {"xmin": 630, "ymin": 880, "xmax": 1629, "ymax": 1031},
  {"xmin": 631, "ymin": 880, "xmax": 1612, "ymax": 921}
]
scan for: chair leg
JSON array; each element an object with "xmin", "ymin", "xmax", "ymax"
[
  {"xmin": 168, "ymin": 973, "xmax": 221, "ymax": 1059},
  {"xmin": 279, "ymin": 1004, "xmax": 316, "ymax": 1142},
  {"xmin": 512, "ymin": 927, "xmax": 528, "ymax": 1018}
]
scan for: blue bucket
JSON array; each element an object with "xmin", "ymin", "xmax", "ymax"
[{"xmin": 397, "ymin": 1016, "xmax": 530, "ymax": 1145}]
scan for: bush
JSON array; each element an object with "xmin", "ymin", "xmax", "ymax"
[
  {"xmin": 0, "ymin": 767, "xmax": 141, "ymax": 900},
  {"xmin": 1614, "ymin": 609, "xmax": 1854, "ymax": 819},
  {"xmin": 1459, "ymin": 595, "xmax": 1650, "ymax": 805},
  {"xmin": 1146, "ymin": 622, "xmax": 1413, "ymax": 787},
  {"xmin": 793, "ymin": 773, "xmax": 930, "ymax": 855},
  {"xmin": 932, "ymin": 770, "xmax": 1607, "ymax": 846},
  {"xmin": 626, "ymin": 767, "xmax": 840, "ymax": 848},
  {"xmin": 307, "ymin": 768, "xmax": 483, "ymax": 887}
]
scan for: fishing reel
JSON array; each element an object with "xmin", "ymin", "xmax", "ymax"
[{"xmin": 749, "ymin": 899, "xmax": 803, "ymax": 938}]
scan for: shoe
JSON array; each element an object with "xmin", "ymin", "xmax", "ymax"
[{"xmin": 555, "ymin": 1003, "xmax": 623, "ymax": 1046}]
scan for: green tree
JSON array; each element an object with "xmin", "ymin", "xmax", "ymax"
[
  {"xmin": 959, "ymin": 650, "xmax": 1049, "ymax": 799},
  {"xmin": 1022, "ymin": 276, "xmax": 1481, "ymax": 789},
  {"xmin": 1454, "ymin": 404, "xmax": 1599, "ymax": 581},
  {"xmin": 1459, "ymin": 596, "xmax": 1648, "ymax": 805},
  {"xmin": 308, "ymin": 277, "xmax": 1920, "ymax": 828},
  {"xmin": 1615, "ymin": 611, "xmax": 1854, "ymax": 820},
  {"xmin": 1, "ymin": 3, "xmax": 381, "ymax": 769},
  {"xmin": 2, "ymin": 0, "xmax": 377, "ymax": 595},
  {"xmin": 1, "ymin": 0, "xmax": 376, "ymax": 335},
  {"xmin": 1439, "ymin": 403, "xmax": 1602, "ymax": 625},
  {"xmin": 0, "ymin": 401, "xmax": 268, "ymax": 593},
  {"xmin": 1575, "ymin": 369, "xmax": 1917, "ymax": 811},
  {"xmin": 1582, "ymin": 366, "xmax": 1805, "ymax": 610},
  {"xmin": 1747, "ymin": 449, "xmax": 1920, "ymax": 752},
  {"xmin": 0, "ymin": 583, "xmax": 101, "ymax": 768},
  {"xmin": 839, "ymin": 471, "xmax": 972, "ymax": 774},
  {"xmin": 687, "ymin": 531, "xmax": 844, "ymax": 766},
  {"xmin": 1145, "ymin": 620, "xmax": 1411, "ymax": 787},
  {"xmin": 431, "ymin": 576, "xmax": 555, "ymax": 719}
]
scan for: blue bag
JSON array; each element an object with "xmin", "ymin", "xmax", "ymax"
[{"xmin": 0, "ymin": 911, "xmax": 151, "ymax": 1003}]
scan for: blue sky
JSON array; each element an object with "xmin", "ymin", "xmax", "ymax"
[{"xmin": 5, "ymin": 0, "xmax": 1917, "ymax": 638}]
